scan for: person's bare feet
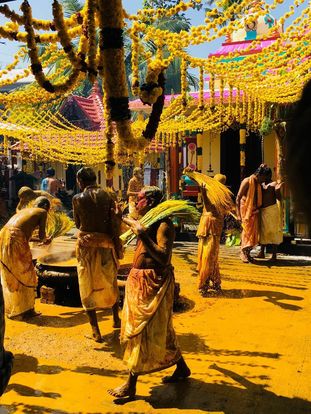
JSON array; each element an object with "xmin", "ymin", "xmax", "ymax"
[
  {"xmin": 85, "ymin": 333, "xmax": 103, "ymax": 343},
  {"xmin": 240, "ymin": 252, "xmax": 249, "ymax": 263},
  {"xmin": 108, "ymin": 382, "xmax": 136, "ymax": 399},
  {"xmin": 113, "ymin": 318, "xmax": 121, "ymax": 329},
  {"xmin": 162, "ymin": 365, "xmax": 191, "ymax": 383}
]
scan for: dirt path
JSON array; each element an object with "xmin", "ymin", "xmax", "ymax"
[{"xmin": 1, "ymin": 244, "xmax": 311, "ymax": 413}]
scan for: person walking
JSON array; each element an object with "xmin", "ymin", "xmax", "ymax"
[{"xmin": 72, "ymin": 167, "xmax": 122, "ymax": 343}]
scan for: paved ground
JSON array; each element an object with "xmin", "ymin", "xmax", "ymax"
[{"xmin": 1, "ymin": 241, "xmax": 311, "ymax": 414}]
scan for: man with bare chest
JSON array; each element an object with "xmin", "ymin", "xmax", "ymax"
[
  {"xmin": 73, "ymin": 167, "xmax": 121, "ymax": 342},
  {"xmin": 0, "ymin": 196, "xmax": 50, "ymax": 319},
  {"xmin": 257, "ymin": 168, "xmax": 283, "ymax": 261}
]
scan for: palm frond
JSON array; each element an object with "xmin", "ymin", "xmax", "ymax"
[
  {"xmin": 61, "ymin": 0, "xmax": 83, "ymax": 18},
  {"xmin": 120, "ymin": 200, "xmax": 200, "ymax": 245}
]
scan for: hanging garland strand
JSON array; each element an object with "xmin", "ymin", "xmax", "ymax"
[
  {"xmin": 52, "ymin": 0, "xmax": 81, "ymax": 69},
  {"xmin": 142, "ymin": 71, "xmax": 166, "ymax": 140},
  {"xmin": 87, "ymin": 0, "xmax": 97, "ymax": 83},
  {"xmin": 21, "ymin": 0, "xmax": 80, "ymax": 94},
  {"xmin": 97, "ymin": 0, "xmax": 137, "ymax": 150},
  {"xmin": 199, "ymin": 66, "xmax": 204, "ymax": 109}
]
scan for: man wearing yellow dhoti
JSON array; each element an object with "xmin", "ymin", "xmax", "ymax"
[
  {"xmin": 236, "ymin": 165, "xmax": 268, "ymax": 263},
  {"xmin": 0, "ymin": 197, "xmax": 51, "ymax": 320},
  {"xmin": 257, "ymin": 168, "xmax": 283, "ymax": 261},
  {"xmin": 109, "ymin": 186, "xmax": 190, "ymax": 400},
  {"xmin": 16, "ymin": 186, "xmax": 61, "ymax": 212},
  {"xmin": 73, "ymin": 167, "xmax": 122, "ymax": 343},
  {"xmin": 0, "ymin": 280, "xmax": 13, "ymax": 395},
  {"xmin": 196, "ymin": 174, "xmax": 228, "ymax": 295}
]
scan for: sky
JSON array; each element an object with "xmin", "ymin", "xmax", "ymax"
[{"xmin": 0, "ymin": 0, "xmax": 306, "ymax": 68}]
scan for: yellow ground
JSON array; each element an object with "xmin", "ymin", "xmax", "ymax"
[{"xmin": 1, "ymin": 242, "xmax": 311, "ymax": 414}]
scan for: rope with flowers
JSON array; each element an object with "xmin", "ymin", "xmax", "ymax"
[{"xmin": 0, "ymin": 0, "xmax": 309, "ymax": 161}]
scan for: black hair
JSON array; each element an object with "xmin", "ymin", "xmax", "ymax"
[
  {"xmin": 142, "ymin": 186, "xmax": 163, "ymax": 208},
  {"xmin": 46, "ymin": 168, "xmax": 55, "ymax": 177},
  {"xmin": 34, "ymin": 196, "xmax": 50, "ymax": 210},
  {"xmin": 255, "ymin": 164, "xmax": 271, "ymax": 177},
  {"xmin": 77, "ymin": 167, "xmax": 97, "ymax": 185}
]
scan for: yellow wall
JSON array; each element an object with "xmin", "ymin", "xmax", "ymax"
[
  {"xmin": 202, "ymin": 131, "xmax": 221, "ymax": 175},
  {"xmin": 50, "ymin": 162, "xmax": 123, "ymax": 191},
  {"xmin": 263, "ymin": 131, "xmax": 277, "ymax": 179}
]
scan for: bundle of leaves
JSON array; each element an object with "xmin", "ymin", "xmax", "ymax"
[
  {"xmin": 46, "ymin": 210, "xmax": 74, "ymax": 239},
  {"xmin": 185, "ymin": 171, "xmax": 233, "ymax": 214},
  {"xmin": 120, "ymin": 199, "xmax": 200, "ymax": 245}
]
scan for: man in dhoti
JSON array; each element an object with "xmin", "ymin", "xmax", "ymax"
[
  {"xmin": 109, "ymin": 186, "xmax": 190, "ymax": 400},
  {"xmin": 73, "ymin": 167, "xmax": 122, "ymax": 343},
  {"xmin": 0, "ymin": 197, "xmax": 51, "ymax": 319},
  {"xmin": 195, "ymin": 174, "xmax": 229, "ymax": 296},
  {"xmin": 257, "ymin": 168, "xmax": 283, "ymax": 261},
  {"xmin": 127, "ymin": 167, "xmax": 143, "ymax": 219},
  {"xmin": 0, "ymin": 280, "xmax": 13, "ymax": 395},
  {"xmin": 16, "ymin": 186, "xmax": 61, "ymax": 212},
  {"xmin": 236, "ymin": 165, "xmax": 268, "ymax": 263}
]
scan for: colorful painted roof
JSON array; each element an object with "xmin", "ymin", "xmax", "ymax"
[
  {"xmin": 209, "ymin": 37, "xmax": 279, "ymax": 58},
  {"xmin": 60, "ymin": 82, "xmax": 104, "ymax": 130}
]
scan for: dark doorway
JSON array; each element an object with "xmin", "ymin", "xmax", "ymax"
[
  {"xmin": 220, "ymin": 128, "xmax": 240, "ymax": 195},
  {"xmin": 245, "ymin": 132, "xmax": 262, "ymax": 177},
  {"xmin": 221, "ymin": 129, "xmax": 262, "ymax": 195}
]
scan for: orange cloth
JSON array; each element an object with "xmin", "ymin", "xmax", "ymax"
[
  {"xmin": 76, "ymin": 232, "xmax": 119, "ymax": 311},
  {"xmin": 0, "ymin": 226, "xmax": 36, "ymax": 318},
  {"xmin": 196, "ymin": 212, "xmax": 223, "ymax": 290},
  {"xmin": 240, "ymin": 175, "xmax": 261, "ymax": 250},
  {"xmin": 121, "ymin": 266, "xmax": 181, "ymax": 375},
  {"xmin": 127, "ymin": 176, "xmax": 143, "ymax": 219},
  {"xmin": 242, "ymin": 175, "xmax": 262, "ymax": 220},
  {"xmin": 241, "ymin": 198, "xmax": 259, "ymax": 250}
]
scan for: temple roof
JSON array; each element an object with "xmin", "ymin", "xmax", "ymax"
[{"xmin": 59, "ymin": 82, "xmax": 104, "ymax": 130}]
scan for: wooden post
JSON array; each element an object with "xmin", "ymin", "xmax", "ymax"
[{"xmin": 239, "ymin": 125, "xmax": 246, "ymax": 181}]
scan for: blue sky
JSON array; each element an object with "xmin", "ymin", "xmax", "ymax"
[{"xmin": 0, "ymin": 0, "xmax": 305, "ymax": 68}]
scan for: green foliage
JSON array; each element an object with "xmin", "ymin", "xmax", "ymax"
[
  {"xmin": 260, "ymin": 116, "xmax": 274, "ymax": 136},
  {"xmin": 120, "ymin": 200, "xmax": 200, "ymax": 245},
  {"xmin": 61, "ymin": 0, "xmax": 83, "ymax": 17},
  {"xmin": 225, "ymin": 229, "xmax": 241, "ymax": 246}
]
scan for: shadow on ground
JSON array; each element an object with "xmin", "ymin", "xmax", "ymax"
[
  {"xmin": 23, "ymin": 310, "xmax": 109, "ymax": 328},
  {"xmin": 0, "ymin": 403, "xmax": 76, "ymax": 414},
  {"xmin": 11, "ymin": 353, "xmax": 126, "ymax": 379},
  {"xmin": 177, "ymin": 333, "xmax": 281, "ymax": 359},
  {"xmin": 5, "ymin": 383, "xmax": 61, "ymax": 399},
  {"xmin": 252, "ymin": 258, "xmax": 311, "ymax": 268},
  {"xmin": 147, "ymin": 365, "xmax": 311, "ymax": 414},
  {"xmin": 174, "ymin": 296, "xmax": 195, "ymax": 313},
  {"xmin": 92, "ymin": 329, "xmax": 123, "ymax": 360},
  {"xmin": 218, "ymin": 289, "xmax": 303, "ymax": 311}
]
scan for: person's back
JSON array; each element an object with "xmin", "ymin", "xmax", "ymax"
[
  {"xmin": 49, "ymin": 178, "xmax": 61, "ymax": 196},
  {"xmin": 6, "ymin": 207, "xmax": 47, "ymax": 241},
  {"xmin": 0, "ymin": 197, "xmax": 50, "ymax": 320},
  {"xmin": 73, "ymin": 187, "xmax": 113, "ymax": 234},
  {"xmin": 41, "ymin": 168, "xmax": 61, "ymax": 196},
  {"xmin": 73, "ymin": 167, "xmax": 121, "ymax": 342}
]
